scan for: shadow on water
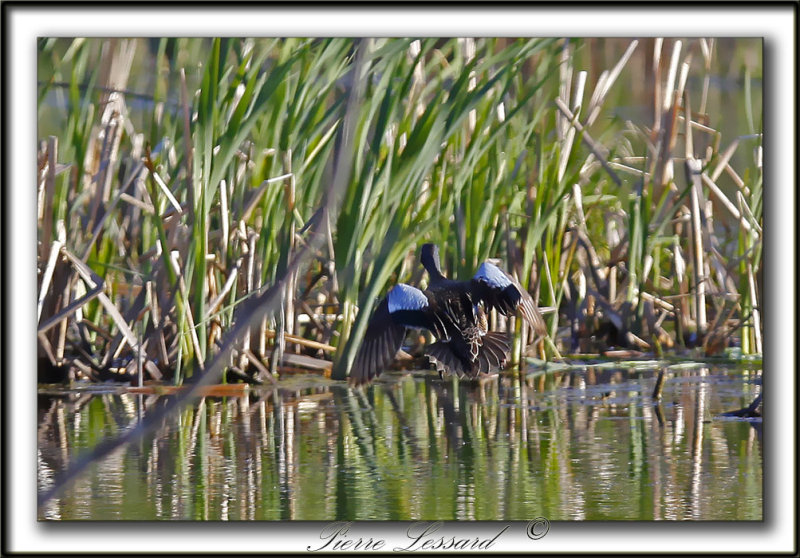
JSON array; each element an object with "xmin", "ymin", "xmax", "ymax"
[{"xmin": 37, "ymin": 364, "xmax": 762, "ymax": 521}]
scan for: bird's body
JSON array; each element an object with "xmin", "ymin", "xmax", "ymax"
[{"xmin": 349, "ymin": 244, "xmax": 545, "ymax": 386}]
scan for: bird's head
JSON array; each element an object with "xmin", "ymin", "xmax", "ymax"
[{"xmin": 420, "ymin": 243, "xmax": 445, "ymax": 280}]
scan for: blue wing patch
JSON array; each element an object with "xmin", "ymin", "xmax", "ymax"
[
  {"xmin": 388, "ymin": 284, "xmax": 429, "ymax": 314},
  {"xmin": 474, "ymin": 262, "xmax": 511, "ymax": 288}
]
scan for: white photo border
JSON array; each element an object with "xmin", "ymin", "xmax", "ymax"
[{"xmin": 5, "ymin": 3, "xmax": 795, "ymax": 555}]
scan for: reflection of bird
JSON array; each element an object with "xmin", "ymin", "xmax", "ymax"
[{"xmin": 349, "ymin": 243, "xmax": 545, "ymax": 386}]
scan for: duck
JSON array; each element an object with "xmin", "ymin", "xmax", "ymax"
[{"xmin": 349, "ymin": 243, "xmax": 546, "ymax": 386}]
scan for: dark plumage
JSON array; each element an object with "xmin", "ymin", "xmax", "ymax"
[{"xmin": 349, "ymin": 244, "xmax": 546, "ymax": 386}]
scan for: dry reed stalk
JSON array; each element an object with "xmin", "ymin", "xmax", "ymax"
[
  {"xmin": 685, "ymin": 158, "xmax": 707, "ymax": 336},
  {"xmin": 573, "ymin": 70, "xmax": 587, "ymax": 115},
  {"xmin": 651, "ymin": 40, "xmax": 682, "ymax": 189},
  {"xmin": 270, "ymin": 299, "xmax": 286, "ymax": 376},
  {"xmin": 239, "ymin": 231, "xmax": 257, "ymax": 369},
  {"xmin": 241, "ymin": 181, "xmax": 270, "ymax": 221},
  {"xmin": 640, "ymin": 291, "xmax": 675, "ymax": 314},
  {"xmin": 723, "ymin": 162, "xmax": 748, "ymax": 191},
  {"xmin": 554, "ymin": 98, "xmax": 622, "ymax": 187},
  {"xmin": 38, "ymin": 283, "xmax": 102, "ymax": 336},
  {"xmin": 698, "ymin": 38, "xmax": 714, "ymax": 115},
  {"xmin": 80, "ymin": 157, "xmax": 144, "ymax": 261},
  {"xmin": 747, "ymin": 262, "xmax": 762, "ymax": 354},
  {"xmin": 219, "ymin": 179, "xmax": 229, "ymax": 266},
  {"xmin": 205, "ymin": 258, "xmax": 242, "ymax": 319},
  {"xmin": 85, "ymin": 94, "xmax": 125, "ymax": 239},
  {"xmin": 462, "ymin": 37, "xmax": 477, "ymax": 134},
  {"xmin": 556, "ymin": 67, "xmax": 584, "ymax": 183},
  {"xmin": 609, "ymin": 266, "xmax": 617, "ymax": 305},
  {"xmin": 98, "ymin": 106, "xmax": 123, "ymax": 206},
  {"xmin": 701, "ymin": 173, "xmax": 755, "ymax": 235},
  {"xmin": 259, "ymin": 315, "xmax": 267, "ymax": 361},
  {"xmin": 713, "ymin": 141, "xmax": 743, "ymax": 183},
  {"xmin": 736, "ymin": 190, "xmax": 762, "ymax": 235},
  {"xmin": 556, "ymin": 40, "xmax": 573, "ymax": 142},
  {"xmin": 243, "ymin": 349, "xmax": 277, "ymax": 384},
  {"xmin": 677, "ymin": 117, "xmax": 717, "ymax": 136},
  {"xmin": 297, "ymin": 299, "xmax": 333, "ymax": 339},
  {"xmin": 572, "ymin": 183, "xmax": 587, "ymax": 231},
  {"xmin": 38, "ymin": 220, "xmax": 66, "ymax": 322},
  {"xmin": 53, "ymin": 274, "xmax": 72, "ymax": 364},
  {"xmin": 105, "ymin": 282, "xmax": 149, "ymax": 365},
  {"xmin": 585, "ymin": 39, "xmax": 638, "ymax": 127},
  {"xmin": 37, "ymin": 331, "xmax": 58, "ymax": 366},
  {"xmin": 573, "ymin": 227, "xmax": 606, "ymax": 288},
  {"xmin": 149, "ymin": 168, "xmax": 183, "ymax": 214},
  {"xmin": 79, "ymin": 318, "xmax": 114, "ymax": 344},
  {"xmin": 285, "ymin": 150, "xmax": 297, "ymax": 341},
  {"xmin": 683, "ymin": 88, "xmax": 694, "ymax": 161},
  {"xmin": 167, "ymin": 252, "xmax": 205, "ymax": 372},
  {"xmin": 61, "ymin": 247, "xmax": 140, "ymax": 352},
  {"xmin": 663, "ymin": 40, "xmax": 682, "ymax": 114},
  {"xmin": 118, "ymin": 191, "xmax": 154, "ymax": 213},
  {"xmin": 608, "ymin": 161, "xmax": 650, "ymax": 179},
  {"xmin": 145, "ymin": 281, "xmax": 170, "ymax": 368},
  {"xmin": 652, "ymin": 38, "xmax": 664, "ymax": 133},
  {"xmin": 40, "ymin": 137, "xmax": 58, "ymax": 263}
]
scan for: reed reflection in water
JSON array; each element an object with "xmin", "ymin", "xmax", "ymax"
[{"xmin": 38, "ymin": 365, "xmax": 762, "ymax": 520}]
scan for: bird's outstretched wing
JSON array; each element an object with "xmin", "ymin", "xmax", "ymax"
[
  {"xmin": 349, "ymin": 284, "xmax": 439, "ymax": 386},
  {"xmin": 470, "ymin": 262, "xmax": 546, "ymax": 336}
]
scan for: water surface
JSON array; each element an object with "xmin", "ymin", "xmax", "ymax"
[{"xmin": 38, "ymin": 364, "xmax": 762, "ymax": 521}]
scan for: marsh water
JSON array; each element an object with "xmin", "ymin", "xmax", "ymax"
[{"xmin": 38, "ymin": 363, "xmax": 762, "ymax": 521}]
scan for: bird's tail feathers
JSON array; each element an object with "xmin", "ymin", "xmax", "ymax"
[{"xmin": 426, "ymin": 332, "xmax": 509, "ymax": 379}]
